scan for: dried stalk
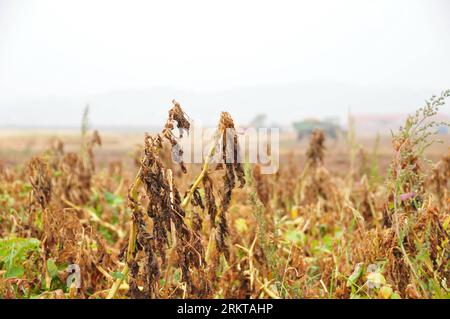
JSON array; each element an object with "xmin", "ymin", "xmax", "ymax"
[
  {"xmin": 106, "ymin": 169, "xmax": 142, "ymax": 299},
  {"xmin": 182, "ymin": 131, "xmax": 221, "ymax": 209},
  {"xmin": 108, "ymin": 132, "xmax": 220, "ymax": 299}
]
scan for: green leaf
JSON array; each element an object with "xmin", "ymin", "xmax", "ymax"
[
  {"xmin": 173, "ymin": 269, "xmax": 182, "ymax": 282},
  {"xmin": 0, "ymin": 237, "xmax": 40, "ymax": 280},
  {"xmin": 0, "ymin": 237, "xmax": 40, "ymax": 263},
  {"xmin": 388, "ymin": 201, "xmax": 395, "ymax": 211},
  {"xmin": 104, "ymin": 191, "xmax": 124, "ymax": 207},
  {"xmin": 0, "ymin": 194, "xmax": 15, "ymax": 207},
  {"xmin": 22, "ymin": 183, "xmax": 33, "ymax": 192},
  {"xmin": 235, "ymin": 218, "xmax": 248, "ymax": 234},
  {"xmin": 347, "ymin": 263, "xmax": 364, "ymax": 287},
  {"xmin": 284, "ymin": 230, "xmax": 306, "ymax": 246},
  {"xmin": 5, "ymin": 266, "xmax": 24, "ymax": 278},
  {"xmin": 112, "ymin": 272, "xmax": 125, "ymax": 280},
  {"xmin": 391, "ymin": 293, "xmax": 401, "ymax": 299},
  {"xmin": 47, "ymin": 259, "xmax": 59, "ymax": 278},
  {"xmin": 322, "ymin": 235, "xmax": 333, "ymax": 249},
  {"xmin": 443, "ymin": 215, "xmax": 450, "ymax": 231}
]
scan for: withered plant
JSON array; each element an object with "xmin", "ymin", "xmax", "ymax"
[
  {"xmin": 107, "ymin": 103, "xmax": 246, "ymax": 299},
  {"xmin": 1, "ymin": 92, "xmax": 449, "ymax": 300}
]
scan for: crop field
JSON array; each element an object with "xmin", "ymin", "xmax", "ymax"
[{"xmin": 0, "ymin": 92, "xmax": 449, "ymax": 300}]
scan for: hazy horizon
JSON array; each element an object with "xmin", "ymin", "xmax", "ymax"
[
  {"xmin": 1, "ymin": 0, "xmax": 449, "ymax": 128},
  {"xmin": 1, "ymin": 83, "xmax": 449, "ymax": 130}
]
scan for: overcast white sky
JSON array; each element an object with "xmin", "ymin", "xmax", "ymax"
[{"xmin": 0, "ymin": 0, "xmax": 449, "ymax": 126}]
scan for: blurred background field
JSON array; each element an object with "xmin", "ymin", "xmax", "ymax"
[{"xmin": 1, "ymin": 128, "xmax": 448, "ymax": 174}]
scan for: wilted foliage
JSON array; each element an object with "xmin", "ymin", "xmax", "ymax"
[{"xmin": 0, "ymin": 92, "xmax": 449, "ymax": 299}]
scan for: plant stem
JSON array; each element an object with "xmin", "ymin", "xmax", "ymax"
[
  {"xmin": 106, "ymin": 169, "xmax": 141, "ymax": 299},
  {"xmin": 392, "ymin": 168, "xmax": 426, "ymax": 296},
  {"xmin": 181, "ymin": 132, "xmax": 220, "ymax": 209}
]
